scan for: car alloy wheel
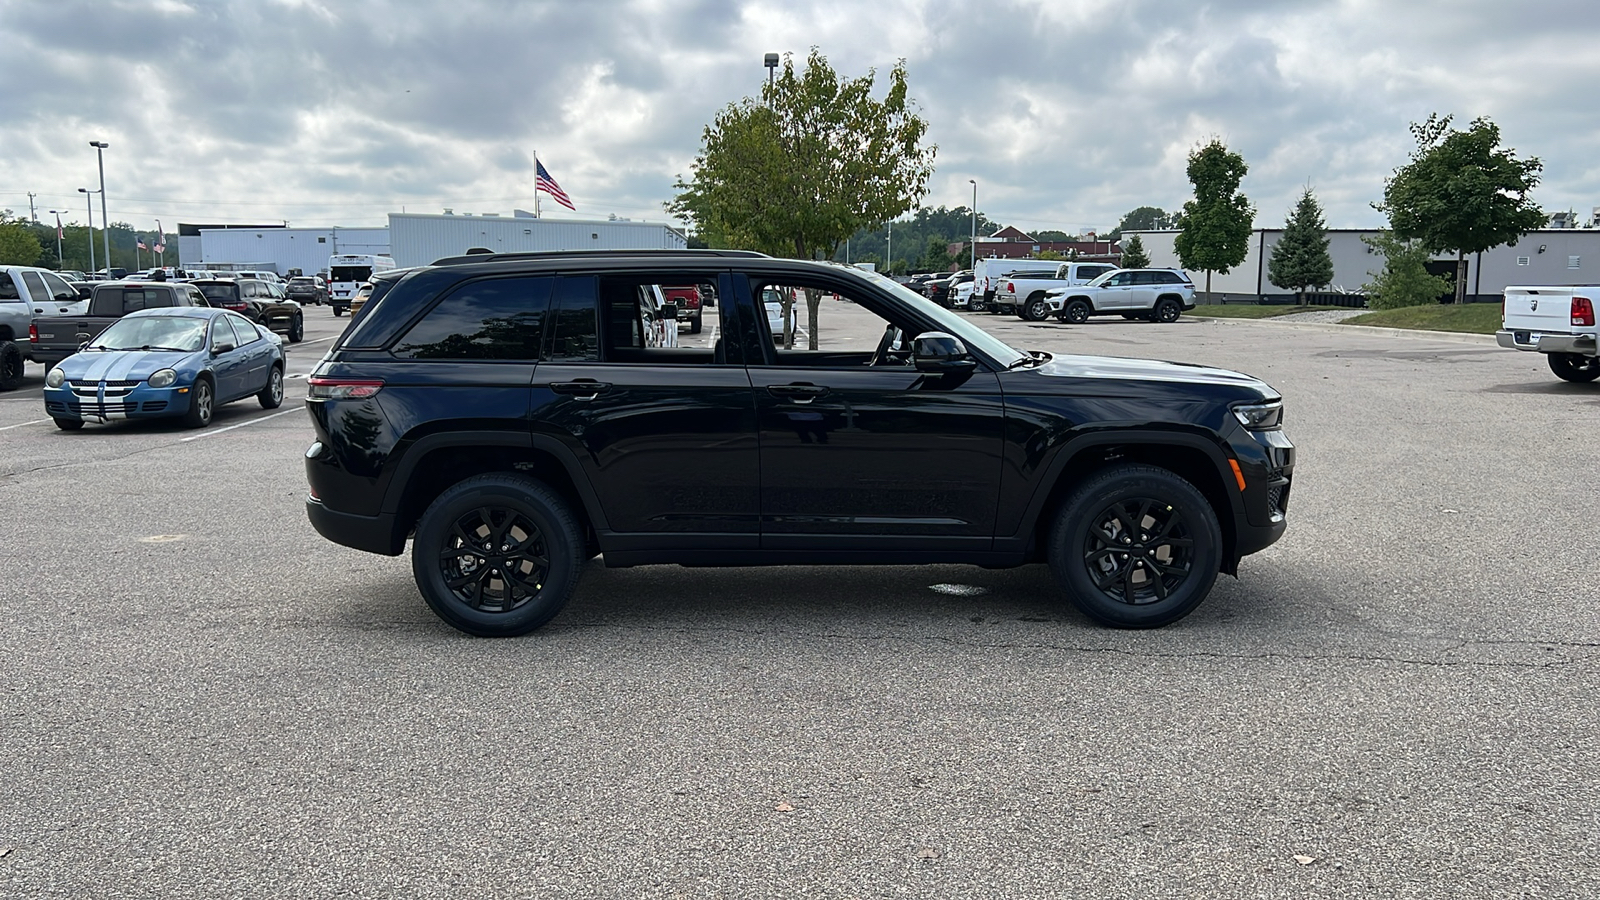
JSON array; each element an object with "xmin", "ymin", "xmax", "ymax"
[
  {"xmin": 1064, "ymin": 300, "xmax": 1091, "ymax": 324},
  {"xmin": 1081, "ymin": 498, "xmax": 1196, "ymax": 606},
  {"xmin": 1156, "ymin": 299, "xmax": 1181, "ymax": 323},
  {"xmin": 183, "ymin": 378, "xmax": 214, "ymax": 428},
  {"xmin": 438, "ymin": 506, "xmax": 551, "ymax": 614},
  {"xmin": 1025, "ymin": 297, "xmax": 1049, "ymax": 321},
  {"xmin": 258, "ymin": 366, "xmax": 284, "ymax": 409}
]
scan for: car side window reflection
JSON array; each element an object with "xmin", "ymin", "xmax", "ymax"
[{"xmin": 391, "ymin": 276, "xmax": 553, "ymax": 360}]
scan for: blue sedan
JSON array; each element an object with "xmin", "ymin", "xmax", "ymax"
[{"xmin": 43, "ymin": 307, "xmax": 286, "ymax": 430}]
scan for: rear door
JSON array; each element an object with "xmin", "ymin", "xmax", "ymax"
[{"xmin": 531, "ymin": 271, "xmax": 760, "ymax": 545}]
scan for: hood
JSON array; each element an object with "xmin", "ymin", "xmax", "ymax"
[
  {"xmin": 60, "ymin": 349, "xmax": 200, "ymax": 382},
  {"xmin": 1027, "ymin": 353, "xmax": 1277, "ymax": 396}
]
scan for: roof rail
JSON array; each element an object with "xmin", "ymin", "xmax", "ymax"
[{"xmin": 430, "ymin": 248, "xmax": 770, "ymax": 266}]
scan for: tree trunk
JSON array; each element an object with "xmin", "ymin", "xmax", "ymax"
[
  {"xmin": 1205, "ymin": 270, "xmax": 1213, "ymax": 305},
  {"xmin": 805, "ymin": 288, "xmax": 821, "ymax": 351},
  {"xmin": 781, "ymin": 293, "xmax": 795, "ymax": 349},
  {"xmin": 1454, "ymin": 251, "xmax": 1467, "ymax": 305}
]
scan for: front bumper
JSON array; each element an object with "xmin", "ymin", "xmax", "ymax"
[
  {"xmin": 1496, "ymin": 330, "xmax": 1597, "ymax": 355},
  {"xmin": 44, "ymin": 380, "xmax": 195, "ymax": 421}
]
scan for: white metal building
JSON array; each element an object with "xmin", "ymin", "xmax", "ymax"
[
  {"xmin": 1126, "ymin": 228, "xmax": 1600, "ymax": 303},
  {"xmin": 185, "ymin": 226, "xmax": 390, "ymax": 276},
  {"xmin": 387, "ymin": 211, "xmax": 687, "ymax": 268}
]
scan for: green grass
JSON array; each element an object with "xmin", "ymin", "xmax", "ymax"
[
  {"xmin": 1188, "ymin": 304, "xmax": 1351, "ymax": 319},
  {"xmin": 1342, "ymin": 303, "xmax": 1501, "ymax": 334}
]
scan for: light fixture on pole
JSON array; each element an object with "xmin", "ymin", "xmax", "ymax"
[
  {"xmin": 969, "ymin": 179, "xmax": 977, "ymax": 272},
  {"xmin": 91, "ymin": 141, "xmax": 111, "ymax": 272},
  {"xmin": 764, "ymin": 53, "xmax": 779, "ymax": 90},
  {"xmin": 78, "ymin": 188, "xmax": 99, "ymax": 275},
  {"xmin": 47, "ymin": 210, "xmax": 65, "ymax": 264}
]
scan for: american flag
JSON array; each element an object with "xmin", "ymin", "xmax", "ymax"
[
  {"xmin": 55, "ymin": 212, "xmax": 63, "ymax": 240},
  {"xmin": 137, "ymin": 238, "xmax": 147, "ymax": 251},
  {"xmin": 536, "ymin": 160, "xmax": 576, "ymax": 211},
  {"xmin": 153, "ymin": 219, "xmax": 165, "ymax": 254}
]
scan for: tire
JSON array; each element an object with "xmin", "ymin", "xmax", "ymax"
[
  {"xmin": 411, "ymin": 473, "xmax": 586, "ymax": 637},
  {"xmin": 1548, "ymin": 353, "xmax": 1600, "ymax": 383},
  {"xmin": 1048, "ymin": 464, "xmax": 1222, "ymax": 628},
  {"xmin": 53, "ymin": 417, "xmax": 84, "ymax": 431},
  {"xmin": 1023, "ymin": 293, "xmax": 1050, "ymax": 321},
  {"xmin": 0, "ymin": 341, "xmax": 23, "ymax": 392},
  {"xmin": 333, "ymin": 306, "xmax": 344, "ymax": 317},
  {"xmin": 182, "ymin": 376, "xmax": 214, "ymax": 429},
  {"xmin": 258, "ymin": 365, "xmax": 284, "ymax": 409},
  {"xmin": 1154, "ymin": 298, "xmax": 1182, "ymax": 323},
  {"xmin": 1063, "ymin": 300, "xmax": 1092, "ymax": 324},
  {"xmin": 689, "ymin": 311, "xmax": 703, "ymax": 334},
  {"xmin": 288, "ymin": 315, "xmax": 304, "ymax": 343}
]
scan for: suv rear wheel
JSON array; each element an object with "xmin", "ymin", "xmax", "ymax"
[
  {"xmin": 1048, "ymin": 464, "xmax": 1221, "ymax": 628},
  {"xmin": 412, "ymin": 473, "xmax": 585, "ymax": 637}
]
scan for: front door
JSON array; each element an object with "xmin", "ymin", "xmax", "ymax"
[
  {"xmin": 532, "ymin": 273, "xmax": 760, "ymax": 544},
  {"xmin": 739, "ymin": 275, "xmax": 1005, "ymax": 549}
]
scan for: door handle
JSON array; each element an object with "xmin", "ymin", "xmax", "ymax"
[
  {"xmin": 766, "ymin": 383, "xmax": 829, "ymax": 404},
  {"xmin": 551, "ymin": 380, "xmax": 612, "ymax": 400}
]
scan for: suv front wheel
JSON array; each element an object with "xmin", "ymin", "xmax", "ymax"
[
  {"xmin": 1048, "ymin": 464, "xmax": 1221, "ymax": 628},
  {"xmin": 412, "ymin": 473, "xmax": 585, "ymax": 636}
]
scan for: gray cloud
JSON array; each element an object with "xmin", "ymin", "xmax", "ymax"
[{"xmin": 3, "ymin": 0, "xmax": 1596, "ymax": 235}]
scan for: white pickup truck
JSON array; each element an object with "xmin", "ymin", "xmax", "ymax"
[
  {"xmin": 1497, "ymin": 285, "xmax": 1599, "ymax": 382},
  {"xmin": 991, "ymin": 262, "xmax": 1117, "ymax": 320}
]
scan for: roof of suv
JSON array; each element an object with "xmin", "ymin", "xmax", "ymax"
[{"xmin": 430, "ymin": 248, "xmax": 769, "ymax": 267}]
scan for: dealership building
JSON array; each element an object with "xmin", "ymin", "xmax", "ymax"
[
  {"xmin": 179, "ymin": 211, "xmax": 687, "ymax": 276},
  {"xmin": 1127, "ymin": 227, "xmax": 1600, "ymax": 304}
]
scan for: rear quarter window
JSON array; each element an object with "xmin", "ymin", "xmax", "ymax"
[{"xmin": 390, "ymin": 276, "xmax": 553, "ymax": 360}]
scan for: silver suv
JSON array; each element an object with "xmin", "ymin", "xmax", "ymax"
[{"xmin": 1046, "ymin": 268, "xmax": 1196, "ymax": 324}]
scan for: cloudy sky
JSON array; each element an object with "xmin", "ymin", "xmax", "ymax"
[{"xmin": 4, "ymin": 0, "xmax": 1597, "ymax": 239}]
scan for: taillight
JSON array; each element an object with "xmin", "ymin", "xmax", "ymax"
[
  {"xmin": 29, "ymin": 323, "xmax": 38, "ymax": 344},
  {"xmin": 1005, "ymin": 282, "xmax": 1014, "ymax": 292},
  {"xmin": 307, "ymin": 377, "xmax": 384, "ymax": 400},
  {"xmin": 1573, "ymin": 297, "xmax": 1595, "ymax": 327}
]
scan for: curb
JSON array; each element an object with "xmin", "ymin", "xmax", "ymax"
[{"xmin": 1186, "ymin": 314, "xmax": 1497, "ymax": 346}]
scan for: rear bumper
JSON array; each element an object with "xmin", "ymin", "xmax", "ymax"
[
  {"xmin": 1496, "ymin": 330, "xmax": 1597, "ymax": 355},
  {"xmin": 306, "ymin": 496, "xmax": 406, "ymax": 556}
]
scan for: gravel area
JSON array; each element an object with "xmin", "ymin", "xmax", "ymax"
[{"xmin": 1267, "ymin": 309, "xmax": 1365, "ymax": 324}]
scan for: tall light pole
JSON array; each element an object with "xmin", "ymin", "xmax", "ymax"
[
  {"xmin": 47, "ymin": 210, "xmax": 65, "ymax": 265},
  {"xmin": 91, "ymin": 141, "xmax": 111, "ymax": 272},
  {"xmin": 78, "ymin": 188, "xmax": 99, "ymax": 275},
  {"xmin": 969, "ymin": 179, "xmax": 978, "ymax": 272},
  {"xmin": 764, "ymin": 52, "xmax": 779, "ymax": 91}
]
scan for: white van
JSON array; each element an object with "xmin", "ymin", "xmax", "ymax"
[{"xmin": 972, "ymin": 257, "xmax": 1069, "ymax": 307}]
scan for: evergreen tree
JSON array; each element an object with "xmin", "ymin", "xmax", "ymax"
[
  {"xmin": 1119, "ymin": 234, "xmax": 1151, "ymax": 269},
  {"xmin": 1266, "ymin": 188, "xmax": 1334, "ymax": 303}
]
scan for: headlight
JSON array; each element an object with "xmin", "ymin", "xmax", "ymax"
[
  {"xmin": 46, "ymin": 368, "xmax": 65, "ymax": 388},
  {"xmin": 1232, "ymin": 400, "xmax": 1283, "ymax": 430},
  {"xmin": 148, "ymin": 368, "xmax": 177, "ymax": 389}
]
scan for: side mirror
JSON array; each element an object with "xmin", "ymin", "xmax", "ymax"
[
  {"xmin": 912, "ymin": 331, "xmax": 977, "ymax": 374},
  {"xmin": 213, "ymin": 340, "xmax": 235, "ymax": 356}
]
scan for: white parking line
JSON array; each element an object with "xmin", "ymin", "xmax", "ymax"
[
  {"xmin": 0, "ymin": 418, "xmax": 49, "ymax": 431},
  {"xmin": 295, "ymin": 336, "xmax": 337, "ymax": 346},
  {"xmin": 179, "ymin": 404, "xmax": 305, "ymax": 442}
]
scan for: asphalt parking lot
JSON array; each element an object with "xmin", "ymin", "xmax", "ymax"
[{"xmin": 2, "ymin": 301, "xmax": 1597, "ymax": 898}]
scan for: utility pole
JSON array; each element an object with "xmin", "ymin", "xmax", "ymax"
[{"xmin": 27, "ymin": 192, "xmax": 37, "ymax": 222}]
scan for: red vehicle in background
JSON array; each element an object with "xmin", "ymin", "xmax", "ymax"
[{"xmin": 662, "ymin": 285, "xmax": 705, "ymax": 334}]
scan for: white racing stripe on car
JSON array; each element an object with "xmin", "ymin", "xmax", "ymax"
[
  {"xmin": 0, "ymin": 418, "xmax": 50, "ymax": 431},
  {"xmin": 179, "ymin": 404, "xmax": 305, "ymax": 442}
]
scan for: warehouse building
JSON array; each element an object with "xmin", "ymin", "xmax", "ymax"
[
  {"xmin": 387, "ymin": 211, "xmax": 687, "ymax": 267},
  {"xmin": 180, "ymin": 224, "xmax": 390, "ymax": 277},
  {"xmin": 1127, "ymin": 228, "xmax": 1600, "ymax": 304}
]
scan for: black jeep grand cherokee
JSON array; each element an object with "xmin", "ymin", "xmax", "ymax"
[{"xmin": 305, "ymin": 250, "xmax": 1292, "ymax": 636}]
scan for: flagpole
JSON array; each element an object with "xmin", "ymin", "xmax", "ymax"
[{"xmin": 533, "ymin": 150, "xmax": 540, "ymax": 219}]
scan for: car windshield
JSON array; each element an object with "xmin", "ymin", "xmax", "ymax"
[
  {"xmin": 90, "ymin": 315, "xmax": 207, "ymax": 352},
  {"xmin": 854, "ymin": 270, "xmax": 1028, "ymax": 368}
]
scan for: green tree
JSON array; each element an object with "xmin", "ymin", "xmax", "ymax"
[
  {"xmin": 0, "ymin": 211, "xmax": 43, "ymax": 266},
  {"xmin": 1108, "ymin": 206, "xmax": 1173, "ymax": 240},
  {"xmin": 1360, "ymin": 232, "xmax": 1452, "ymax": 309},
  {"xmin": 1175, "ymin": 140, "xmax": 1254, "ymax": 302},
  {"xmin": 1032, "ymin": 230, "xmax": 1074, "ymax": 242},
  {"xmin": 1118, "ymin": 234, "xmax": 1151, "ymax": 269},
  {"xmin": 668, "ymin": 48, "xmax": 935, "ymax": 348},
  {"xmin": 1376, "ymin": 113, "xmax": 1544, "ymax": 304},
  {"xmin": 915, "ymin": 235, "xmax": 954, "ymax": 272},
  {"xmin": 1266, "ymin": 187, "xmax": 1334, "ymax": 303}
]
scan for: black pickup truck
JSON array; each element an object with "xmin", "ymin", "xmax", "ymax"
[{"xmin": 30, "ymin": 282, "xmax": 209, "ymax": 368}]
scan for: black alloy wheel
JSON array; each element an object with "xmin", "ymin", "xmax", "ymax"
[
  {"xmin": 412, "ymin": 474, "xmax": 584, "ymax": 637},
  {"xmin": 1548, "ymin": 353, "xmax": 1600, "ymax": 383},
  {"xmin": 1048, "ymin": 464, "xmax": 1221, "ymax": 628},
  {"xmin": 1063, "ymin": 300, "xmax": 1092, "ymax": 324},
  {"xmin": 1155, "ymin": 298, "xmax": 1182, "ymax": 323}
]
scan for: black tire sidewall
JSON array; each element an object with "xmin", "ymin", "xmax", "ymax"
[
  {"xmin": 411, "ymin": 475, "xmax": 584, "ymax": 637},
  {"xmin": 1049, "ymin": 466, "xmax": 1222, "ymax": 628},
  {"xmin": 1548, "ymin": 353, "xmax": 1600, "ymax": 382},
  {"xmin": 258, "ymin": 365, "xmax": 284, "ymax": 408},
  {"xmin": 0, "ymin": 342, "xmax": 23, "ymax": 391},
  {"xmin": 184, "ymin": 377, "xmax": 213, "ymax": 428},
  {"xmin": 1157, "ymin": 299, "xmax": 1181, "ymax": 322},
  {"xmin": 1066, "ymin": 301, "xmax": 1091, "ymax": 324}
]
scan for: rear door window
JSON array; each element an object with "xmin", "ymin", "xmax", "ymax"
[
  {"xmin": 21, "ymin": 271, "xmax": 50, "ymax": 303},
  {"xmin": 0, "ymin": 273, "xmax": 18, "ymax": 302},
  {"xmin": 391, "ymin": 276, "xmax": 553, "ymax": 360},
  {"xmin": 546, "ymin": 276, "xmax": 600, "ymax": 362}
]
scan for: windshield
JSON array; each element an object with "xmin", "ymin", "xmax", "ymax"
[
  {"xmin": 1087, "ymin": 271, "xmax": 1121, "ymax": 287},
  {"xmin": 90, "ymin": 315, "xmax": 207, "ymax": 352},
  {"xmin": 856, "ymin": 270, "xmax": 1027, "ymax": 368}
]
